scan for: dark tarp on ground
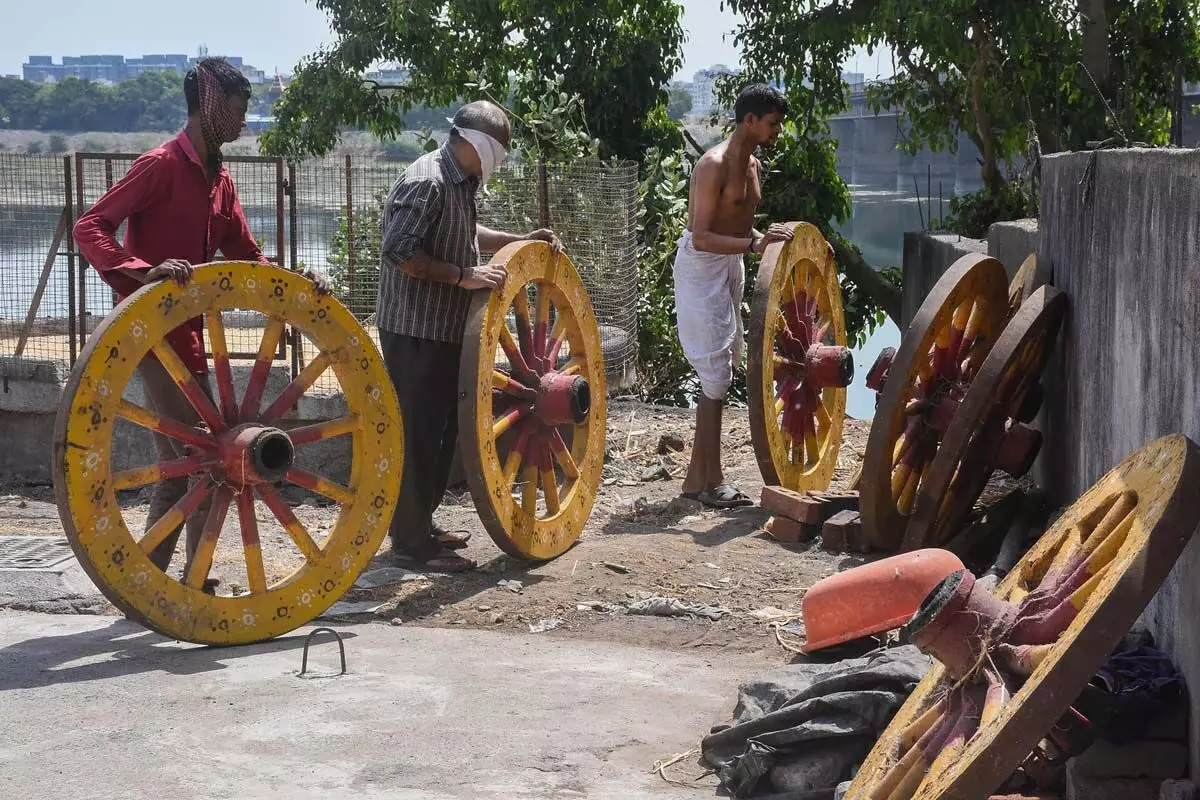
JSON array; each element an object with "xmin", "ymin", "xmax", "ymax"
[{"xmin": 701, "ymin": 645, "xmax": 931, "ymax": 798}]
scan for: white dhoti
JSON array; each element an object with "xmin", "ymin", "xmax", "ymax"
[{"xmin": 672, "ymin": 230, "xmax": 746, "ymax": 401}]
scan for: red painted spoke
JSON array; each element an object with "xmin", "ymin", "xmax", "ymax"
[
  {"xmin": 183, "ymin": 486, "xmax": 233, "ymax": 589},
  {"xmin": 540, "ymin": 438, "xmax": 560, "ymax": 515},
  {"xmin": 512, "ymin": 292, "xmax": 537, "ymax": 371},
  {"xmin": 285, "ymin": 468, "xmax": 353, "ymax": 505},
  {"xmin": 498, "ymin": 324, "xmax": 538, "ymax": 381},
  {"xmin": 287, "ymin": 416, "xmax": 358, "ymax": 447},
  {"xmin": 206, "ymin": 312, "xmax": 239, "ymax": 424},
  {"xmin": 259, "ymin": 351, "xmax": 333, "ymax": 424},
  {"xmin": 151, "ymin": 343, "xmax": 226, "ymax": 434},
  {"xmin": 493, "ymin": 403, "xmax": 535, "ymax": 440},
  {"xmin": 237, "ymin": 489, "xmax": 268, "ymax": 594},
  {"xmin": 257, "ymin": 483, "xmax": 323, "ymax": 562},
  {"xmin": 493, "ymin": 371, "xmax": 539, "ymax": 402},
  {"xmin": 533, "ymin": 284, "xmax": 551, "ymax": 366},
  {"xmin": 549, "ymin": 429, "xmax": 579, "ymax": 480},
  {"xmin": 545, "ymin": 316, "xmax": 568, "ymax": 370},
  {"xmin": 113, "ymin": 453, "xmax": 214, "ymax": 491},
  {"xmin": 138, "ymin": 478, "xmax": 213, "ymax": 556},
  {"xmin": 118, "ymin": 400, "xmax": 216, "ymax": 452},
  {"xmin": 240, "ymin": 316, "xmax": 286, "ymax": 420}
]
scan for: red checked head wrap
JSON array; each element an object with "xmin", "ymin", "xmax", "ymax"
[{"xmin": 196, "ymin": 62, "xmax": 245, "ymax": 152}]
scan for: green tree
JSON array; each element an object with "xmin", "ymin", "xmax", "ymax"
[
  {"xmin": 667, "ymin": 86, "xmax": 694, "ymax": 120},
  {"xmin": 259, "ymin": 0, "xmax": 685, "ymax": 162},
  {"xmin": 724, "ymin": 0, "xmax": 1200, "ymax": 197}
]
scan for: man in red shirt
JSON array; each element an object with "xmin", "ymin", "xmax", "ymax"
[{"xmin": 73, "ymin": 57, "xmax": 322, "ymax": 584}]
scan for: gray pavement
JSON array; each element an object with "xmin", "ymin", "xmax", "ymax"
[{"xmin": 0, "ymin": 612, "xmax": 758, "ymax": 799}]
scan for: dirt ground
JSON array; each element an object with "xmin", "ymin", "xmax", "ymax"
[{"xmin": 2, "ymin": 400, "xmax": 873, "ymax": 667}]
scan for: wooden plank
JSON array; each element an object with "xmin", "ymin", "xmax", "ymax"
[{"xmin": 15, "ymin": 208, "xmax": 69, "ymax": 357}]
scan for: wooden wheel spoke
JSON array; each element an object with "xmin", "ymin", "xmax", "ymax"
[
  {"xmin": 541, "ymin": 443, "xmax": 560, "ymax": 516},
  {"xmin": 545, "ymin": 316, "xmax": 568, "ymax": 369},
  {"xmin": 533, "ymin": 282, "xmax": 551, "ymax": 364},
  {"xmin": 285, "ymin": 468, "xmax": 353, "ymax": 505},
  {"xmin": 259, "ymin": 351, "xmax": 334, "ymax": 424},
  {"xmin": 205, "ymin": 312, "xmax": 238, "ymax": 424},
  {"xmin": 561, "ymin": 357, "xmax": 584, "ymax": 377},
  {"xmin": 493, "ymin": 404, "xmax": 534, "ymax": 439},
  {"xmin": 257, "ymin": 483, "xmax": 323, "ymax": 562},
  {"xmin": 138, "ymin": 478, "xmax": 212, "ymax": 555},
  {"xmin": 113, "ymin": 453, "xmax": 213, "ymax": 491},
  {"xmin": 493, "ymin": 371, "xmax": 538, "ymax": 402},
  {"xmin": 240, "ymin": 316, "xmax": 286, "ymax": 419},
  {"xmin": 503, "ymin": 426, "xmax": 533, "ymax": 489},
  {"xmin": 512, "ymin": 291, "xmax": 537, "ymax": 367},
  {"xmin": 182, "ymin": 486, "xmax": 233, "ymax": 589},
  {"xmin": 118, "ymin": 400, "xmax": 216, "ymax": 451},
  {"xmin": 520, "ymin": 463, "xmax": 539, "ymax": 515},
  {"xmin": 237, "ymin": 489, "xmax": 268, "ymax": 594},
  {"xmin": 498, "ymin": 324, "xmax": 537, "ymax": 380},
  {"xmin": 150, "ymin": 343, "xmax": 226, "ymax": 434},
  {"xmin": 287, "ymin": 416, "xmax": 358, "ymax": 447},
  {"xmin": 549, "ymin": 429, "xmax": 579, "ymax": 480}
]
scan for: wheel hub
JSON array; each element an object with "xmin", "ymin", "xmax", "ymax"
[
  {"xmin": 216, "ymin": 424, "xmax": 296, "ymax": 486},
  {"xmin": 535, "ymin": 372, "xmax": 590, "ymax": 426}
]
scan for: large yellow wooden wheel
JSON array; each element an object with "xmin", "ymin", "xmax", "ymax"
[
  {"xmin": 53, "ymin": 262, "xmax": 403, "ymax": 646},
  {"xmin": 747, "ymin": 223, "xmax": 851, "ymax": 491},
  {"xmin": 458, "ymin": 241, "xmax": 607, "ymax": 561},
  {"xmin": 845, "ymin": 434, "xmax": 1200, "ymax": 799}
]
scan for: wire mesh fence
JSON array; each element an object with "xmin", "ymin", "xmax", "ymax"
[{"xmin": 0, "ymin": 150, "xmax": 640, "ymax": 390}]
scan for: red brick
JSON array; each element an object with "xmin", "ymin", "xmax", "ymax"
[
  {"xmin": 760, "ymin": 486, "xmax": 812, "ymax": 522},
  {"xmin": 822, "ymin": 510, "xmax": 861, "ymax": 553},
  {"xmin": 763, "ymin": 515, "xmax": 817, "ymax": 543}
]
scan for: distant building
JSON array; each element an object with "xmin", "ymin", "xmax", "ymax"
[
  {"xmin": 363, "ymin": 67, "xmax": 411, "ymax": 85},
  {"xmin": 684, "ymin": 65, "xmax": 740, "ymax": 116},
  {"xmin": 22, "ymin": 53, "xmax": 267, "ymax": 85}
]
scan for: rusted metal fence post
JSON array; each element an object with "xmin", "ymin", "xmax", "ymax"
[
  {"xmin": 537, "ymin": 154, "xmax": 551, "ymax": 229},
  {"xmin": 63, "ymin": 155, "xmax": 77, "ymax": 364},
  {"xmin": 74, "ymin": 153, "xmax": 87, "ymax": 354},
  {"xmin": 345, "ymin": 154, "xmax": 356, "ymax": 308}
]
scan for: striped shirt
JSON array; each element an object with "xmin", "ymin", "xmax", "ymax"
[{"xmin": 378, "ymin": 144, "xmax": 480, "ymax": 343}]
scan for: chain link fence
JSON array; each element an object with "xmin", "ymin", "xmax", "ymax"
[{"xmin": 0, "ymin": 151, "xmax": 639, "ymax": 388}]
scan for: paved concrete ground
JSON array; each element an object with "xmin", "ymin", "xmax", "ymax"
[{"xmin": 0, "ymin": 612, "xmax": 761, "ymax": 799}]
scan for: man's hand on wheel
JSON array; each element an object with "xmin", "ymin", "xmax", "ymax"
[
  {"xmin": 461, "ymin": 263, "xmax": 508, "ymax": 291},
  {"xmin": 525, "ymin": 228, "xmax": 563, "ymax": 254},
  {"xmin": 753, "ymin": 223, "xmax": 795, "ymax": 254},
  {"xmin": 146, "ymin": 259, "xmax": 194, "ymax": 286},
  {"xmin": 298, "ymin": 268, "xmax": 331, "ymax": 295}
]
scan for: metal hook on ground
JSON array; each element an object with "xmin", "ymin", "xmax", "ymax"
[{"xmin": 299, "ymin": 626, "xmax": 347, "ymax": 677}]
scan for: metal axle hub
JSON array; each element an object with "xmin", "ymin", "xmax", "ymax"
[{"xmin": 216, "ymin": 424, "xmax": 296, "ymax": 486}]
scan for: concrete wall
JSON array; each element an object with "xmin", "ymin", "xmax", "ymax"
[
  {"xmin": 900, "ymin": 232, "xmax": 987, "ymax": 328},
  {"xmin": 1039, "ymin": 148, "xmax": 1200, "ymax": 775}
]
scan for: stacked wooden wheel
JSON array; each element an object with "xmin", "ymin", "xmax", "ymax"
[{"xmin": 860, "ymin": 253, "xmax": 1064, "ymax": 551}]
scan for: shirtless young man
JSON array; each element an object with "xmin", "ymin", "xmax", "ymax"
[{"xmin": 673, "ymin": 83, "xmax": 793, "ymax": 508}]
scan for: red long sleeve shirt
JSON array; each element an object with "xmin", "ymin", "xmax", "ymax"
[{"xmin": 72, "ymin": 131, "xmax": 271, "ymax": 374}]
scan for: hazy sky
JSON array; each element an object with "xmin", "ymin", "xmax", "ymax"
[{"xmin": 1, "ymin": 0, "xmax": 892, "ymax": 82}]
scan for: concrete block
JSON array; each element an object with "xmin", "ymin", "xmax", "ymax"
[
  {"xmin": 1156, "ymin": 777, "xmax": 1195, "ymax": 796},
  {"xmin": 822, "ymin": 510, "xmax": 862, "ymax": 553},
  {"xmin": 1073, "ymin": 740, "xmax": 1186, "ymax": 780},
  {"xmin": 1066, "ymin": 757, "xmax": 1161, "ymax": 800},
  {"xmin": 1161, "ymin": 779, "xmax": 1199, "ymax": 800},
  {"xmin": 900, "ymin": 232, "xmax": 987, "ymax": 328},
  {"xmin": 986, "ymin": 218, "xmax": 1039, "ymax": 276}
]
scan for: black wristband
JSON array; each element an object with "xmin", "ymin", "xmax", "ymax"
[
  {"xmin": 456, "ymin": 265, "xmax": 463, "ymax": 286},
  {"xmin": 747, "ymin": 237, "xmax": 756, "ymax": 253}
]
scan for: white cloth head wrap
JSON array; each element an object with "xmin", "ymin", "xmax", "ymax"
[{"xmin": 455, "ymin": 127, "xmax": 507, "ymax": 182}]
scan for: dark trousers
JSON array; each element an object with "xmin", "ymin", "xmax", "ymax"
[
  {"xmin": 139, "ymin": 355, "xmax": 215, "ymax": 573},
  {"xmin": 380, "ymin": 330, "xmax": 462, "ymax": 560}
]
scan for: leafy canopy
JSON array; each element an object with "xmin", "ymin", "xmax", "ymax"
[{"xmin": 260, "ymin": 0, "xmax": 686, "ymax": 163}]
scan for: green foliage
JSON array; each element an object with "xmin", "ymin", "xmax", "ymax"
[
  {"xmin": 725, "ymin": 0, "xmax": 1200, "ymax": 200},
  {"xmin": 260, "ymin": 0, "xmax": 684, "ymax": 163},
  {"xmin": 634, "ymin": 148, "xmax": 694, "ymax": 405},
  {"xmin": 327, "ymin": 189, "xmax": 385, "ymax": 318},
  {"xmin": 47, "ymin": 134, "xmax": 67, "ymax": 154},
  {"xmin": 667, "ymin": 87, "xmax": 694, "ymax": 120},
  {"xmin": 0, "ymin": 73, "xmax": 189, "ymax": 132},
  {"xmin": 471, "ymin": 72, "xmax": 600, "ymax": 162},
  {"xmin": 944, "ymin": 180, "xmax": 1037, "ymax": 240}
]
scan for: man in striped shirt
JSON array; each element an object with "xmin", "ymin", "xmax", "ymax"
[{"xmin": 379, "ymin": 101, "xmax": 560, "ymax": 572}]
